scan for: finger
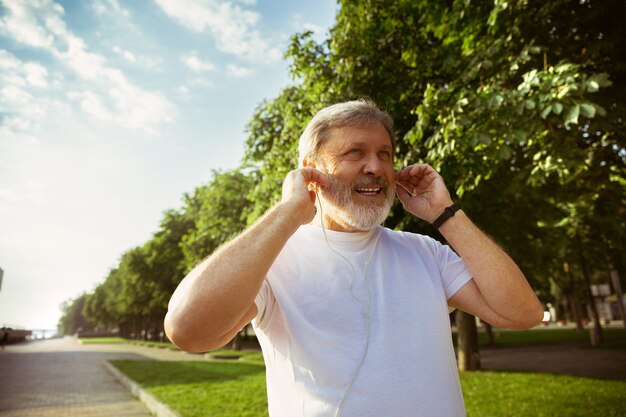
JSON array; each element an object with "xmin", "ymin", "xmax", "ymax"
[
  {"xmin": 394, "ymin": 180, "xmax": 414, "ymax": 197},
  {"xmin": 395, "ymin": 183, "xmax": 412, "ymax": 202},
  {"xmin": 300, "ymin": 167, "xmax": 330, "ymax": 188},
  {"xmin": 398, "ymin": 165, "xmax": 438, "ymax": 189},
  {"xmin": 395, "ymin": 163, "xmax": 430, "ymax": 180},
  {"xmin": 395, "ymin": 165, "xmax": 415, "ymax": 179}
]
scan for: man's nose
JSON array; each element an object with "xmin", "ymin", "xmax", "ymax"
[{"xmin": 362, "ymin": 154, "xmax": 385, "ymax": 176}]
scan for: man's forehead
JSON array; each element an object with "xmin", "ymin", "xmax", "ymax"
[{"xmin": 323, "ymin": 123, "xmax": 392, "ymax": 148}]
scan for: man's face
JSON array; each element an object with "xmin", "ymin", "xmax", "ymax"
[{"xmin": 314, "ymin": 122, "xmax": 396, "ymax": 232}]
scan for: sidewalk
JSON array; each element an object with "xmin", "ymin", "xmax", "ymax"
[
  {"xmin": 1, "ymin": 334, "xmax": 624, "ymax": 417},
  {"xmin": 481, "ymin": 342, "xmax": 626, "ymax": 380},
  {"xmin": 0, "ymin": 337, "xmax": 166, "ymax": 417}
]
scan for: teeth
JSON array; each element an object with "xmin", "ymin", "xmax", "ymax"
[{"xmin": 357, "ymin": 187, "xmax": 381, "ymax": 193}]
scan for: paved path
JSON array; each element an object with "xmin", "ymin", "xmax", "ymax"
[
  {"xmin": 481, "ymin": 342, "xmax": 626, "ymax": 380},
  {"xmin": 0, "ymin": 337, "xmax": 161, "ymax": 417},
  {"xmin": 1, "ymin": 334, "xmax": 624, "ymax": 417}
]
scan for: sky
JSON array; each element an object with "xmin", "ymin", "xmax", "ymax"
[{"xmin": 0, "ymin": 0, "xmax": 337, "ymax": 331}]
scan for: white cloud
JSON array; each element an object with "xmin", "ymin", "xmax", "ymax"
[
  {"xmin": 302, "ymin": 22, "xmax": 325, "ymax": 37},
  {"xmin": 0, "ymin": 116, "xmax": 40, "ymax": 144},
  {"xmin": 0, "ymin": 188, "xmax": 21, "ymax": 203},
  {"xmin": 154, "ymin": 0, "xmax": 281, "ymax": 62},
  {"xmin": 112, "ymin": 45, "xmax": 163, "ymax": 69},
  {"xmin": 226, "ymin": 63, "xmax": 254, "ymax": 78},
  {"xmin": 189, "ymin": 77, "xmax": 215, "ymax": 88},
  {"xmin": 23, "ymin": 62, "xmax": 49, "ymax": 88},
  {"xmin": 92, "ymin": 0, "xmax": 130, "ymax": 18},
  {"xmin": 182, "ymin": 51, "xmax": 215, "ymax": 72},
  {"xmin": 0, "ymin": 50, "xmax": 49, "ymax": 89},
  {"xmin": 176, "ymin": 85, "xmax": 190, "ymax": 98},
  {"xmin": 112, "ymin": 45, "xmax": 137, "ymax": 63},
  {"xmin": 291, "ymin": 15, "xmax": 328, "ymax": 44},
  {"xmin": 26, "ymin": 180, "xmax": 46, "ymax": 190},
  {"xmin": 0, "ymin": 0, "xmax": 56, "ymax": 49},
  {"xmin": 75, "ymin": 90, "xmax": 113, "ymax": 121},
  {"xmin": 110, "ymin": 83, "xmax": 175, "ymax": 133},
  {"xmin": 0, "ymin": 0, "xmax": 175, "ymax": 136}
]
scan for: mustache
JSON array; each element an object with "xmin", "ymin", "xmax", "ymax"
[{"xmin": 351, "ymin": 176, "xmax": 390, "ymax": 189}]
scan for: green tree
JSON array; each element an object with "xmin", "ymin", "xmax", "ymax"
[
  {"xmin": 243, "ymin": 88, "xmax": 319, "ymax": 223},
  {"xmin": 58, "ymin": 294, "xmax": 96, "ymax": 335},
  {"xmin": 181, "ymin": 169, "xmax": 255, "ymax": 269},
  {"xmin": 245, "ymin": 0, "xmax": 625, "ymax": 366}
]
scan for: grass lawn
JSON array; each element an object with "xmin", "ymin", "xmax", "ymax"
[
  {"xmin": 458, "ymin": 327, "xmax": 626, "ymax": 348},
  {"xmin": 111, "ymin": 359, "xmax": 267, "ymax": 417},
  {"xmin": 79, "ymin": 337, "xmax": 127, "ymax": 344},
  {"xmin": 110, "ymin": 358, "xmax": 626, "ymax": 417},
  {"xmin": 78, "ymin": 337, "xmax": 178, "ymax": 348},
  {"xmin": 461, "ymin": 371, "xmax": 626, "ymax": 417},
  {"xmin": 80, "ymin": 328, "xmax": 626, "ymax": 350}
]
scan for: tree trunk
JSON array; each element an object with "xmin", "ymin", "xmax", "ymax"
[
  {"xmin": 577, "ymin": 240, "xmax": 603, "ymax": 345},
  {"xmin": 481, "ymin": 320, "xmax": 494, "ymax": 346},
  {"xmin": 456, "ymin": 310, "xmax": 480, "ymax": 371},
  {"xmin": 230, "ymin": 331, "xmax": 243, "ymax": 350},
  {"xmin": 609, "ymin": 270, "xmax": 626, "ymax": 329},
  {"xmin": 564, "ymin": 262, "xmax": 584, "ymax": 331}
]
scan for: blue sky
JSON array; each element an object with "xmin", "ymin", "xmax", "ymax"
[{"xmin": 0, "ymin": 0, "xmax": 337, "ymax": 330}]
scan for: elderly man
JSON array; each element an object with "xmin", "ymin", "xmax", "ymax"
[{"xmin": 165, "ymin": 100, "xmax": 543, "ymax": 417}]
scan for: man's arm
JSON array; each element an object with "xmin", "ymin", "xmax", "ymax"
[
  {"xmin": 164, "ymin": 168, "xmax": 329, "ymax": 352},
  {"xmin": 395, "ymin": 164, "xmax": 543, "ymax": 329}
]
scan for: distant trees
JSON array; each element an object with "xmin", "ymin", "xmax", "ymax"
[
  {"xmin": 58, "ymin": 293, "xmax": 96, "ymax": 336},
  {"xmin": 61, "ymin": 0, "xmax": 624, "ymax": 363},
  {"xmin": 59, "ymin": 170, "xmax": 251, "ymax": 341}
]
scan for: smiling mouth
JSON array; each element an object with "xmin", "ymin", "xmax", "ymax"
[{"xmin": 355, "ymin": 187, "xmax": 382, "ymax": 196}]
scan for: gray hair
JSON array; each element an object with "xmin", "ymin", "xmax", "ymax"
[{"xmin": 298, "ymin": 99, "xmax": 395, "ymax": 166}]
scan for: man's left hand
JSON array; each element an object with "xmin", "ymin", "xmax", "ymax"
[{"xmin": 395, "ymin": 164, "xmax": 454, "ymax": 223}]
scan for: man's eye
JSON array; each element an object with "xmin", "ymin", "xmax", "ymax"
[
  {"xmin": 346, "ymin": 149, "xmax": 362, "ymax": 156},
  {"xmin": 378, "ymin": 151, "xmax": 391, "ymax": 159}
]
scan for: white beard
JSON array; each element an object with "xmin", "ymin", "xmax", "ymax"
[{"xmin": 318, "ymin": 173, "xmax": 395, "ymax": 231}]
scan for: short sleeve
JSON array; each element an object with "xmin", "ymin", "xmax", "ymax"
[
  {"xmin": 435, "ymin": 242, "xmax": 473, "ymax": 300},
  {"xmin": 252, "ymin": 279, "xmax": 275, "ymax": 329}
]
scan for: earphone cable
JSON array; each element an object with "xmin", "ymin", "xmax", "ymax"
[{"xmin": 316, "ymin": 191, "xmax": 382, "ymax": 417}]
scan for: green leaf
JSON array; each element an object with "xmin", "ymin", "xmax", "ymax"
[
  {"xmin": 498, "ymin": 145, "xmax": 512, "ymax": 160},
  {"xmin": 540, "ymin": 104, "xmax": 553, "ymax": 119},
  {"xmin": 587, "ymin": 80, "xmax": 599, "ymax": 92},
  {"xmin": 595, "ymin": 104, "xmax": 607, "ymax": 117},
  {"xmin": 553, "ymin": 102, "xmax": 563, "ymax": 115},
  {"xmin": 513, "ymin": 130, "xmax": 528, "ymax": 144},
  {"xmin": 564, "ymin": 104, "xmax": 580, "ymax": 126},
  {"xmin": 579, "ymin": 103, "xmax": 596, "ymax": 118},
  {"xmin": 490, "ymin": 94, "xmax": 504, "ymax": 108},
  {"xmin": 525, "ymin": 99, "xmax": 536, "ymax": 110}
]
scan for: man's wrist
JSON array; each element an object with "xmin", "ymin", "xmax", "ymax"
[{"xmin": 431, "ymin": 203, "xmax": 462, "ymax": 229}]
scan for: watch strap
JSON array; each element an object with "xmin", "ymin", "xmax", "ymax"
[{"xmin": 432, "ymin": 203, "xmax": 462, "ymax": 229}]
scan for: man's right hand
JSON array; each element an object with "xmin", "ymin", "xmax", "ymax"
[
  {"xmin": 165, "ymin": 167, "xmax": 330, "ymax": 352},
  {"xmin": 281, "ymin": 167, "xmax": 330, "ymax": 226}
]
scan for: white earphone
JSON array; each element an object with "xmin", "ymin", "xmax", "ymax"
[{"xmin": 313, "ymin": 184, "xmax": 382, "ymax": 417}]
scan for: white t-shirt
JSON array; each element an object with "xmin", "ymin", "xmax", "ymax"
[{"xmin": 253, "ymin": 224, "xmax": 472, "ymax": 417}]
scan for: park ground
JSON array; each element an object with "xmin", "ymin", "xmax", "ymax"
[{"xmin": 0, "ymin": 324, "xmax": 625, "ymax": 417}]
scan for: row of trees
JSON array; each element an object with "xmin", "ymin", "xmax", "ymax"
[
  {"xmin": 59, "ymin": 0, "xmax": 625, "ymax": 368},
  {"xmin": 58, "ymin": 170, "xmax": 253, "ymax": 339}
]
